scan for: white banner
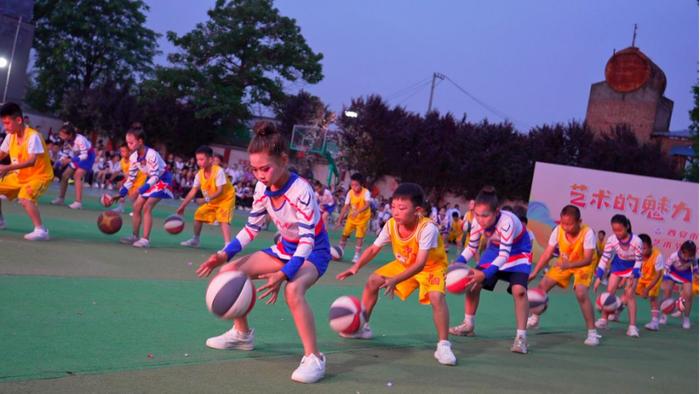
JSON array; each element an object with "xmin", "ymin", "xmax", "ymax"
[{"xmin": 527, "ymin": 162, "xmax": 698, "ymax": 260}]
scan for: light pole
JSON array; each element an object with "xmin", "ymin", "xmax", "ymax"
[{"xmin": 2, "ymin": 15, "xmax": 22, "ymax": 103}]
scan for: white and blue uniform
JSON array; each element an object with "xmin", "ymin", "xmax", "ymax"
[
  {"xmin": 457, "ymin": 210, "xmax": 532, "ymax": 278},
  {"xmin": 119, "ymin": 147, "xmax": 173, "ymax": 199},
  {"xmin": 318, "ymin": 187, "xmax": 336, "ymax": 214},
  {"xmin": 222, "ymin": 173, "xmax": 331, "ymax": 279},
  {"xmin": 595, "ymin": 234, "xmax": 643, "ymax": 279},
  {"xmin": 664, "ymin": 251, "xmax": 697, "ymax": 284},
  {"xmin": 67, "ymin": 134, "xmax": 95, "ymax": 171}
]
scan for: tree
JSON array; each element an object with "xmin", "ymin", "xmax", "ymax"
[
  {"xmin": 166, "ymin": 0, "xmax": 323, "ymax": 130},
  {"xmin": 687, "ymin": 82, "xmax": 699, "ymax": 182},
  {"xmin": 28, "ymin": 0, "xmax": 158, "ymax": 131},
  {"xmin": 273, "ymin": 90, "xmax": 334, "ymax": 143}
]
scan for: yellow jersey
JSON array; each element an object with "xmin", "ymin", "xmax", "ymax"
[
  {"xmin": 5, "ymin": 127, "xmax": 53, "ymax": 183},
  {"xmin": 556, "ymin": 224, "xmax": 597, "ymax": 268},
  {"xmin": 346, "ymin": 187, "xmax": 371, "ymax": 223},
  {"xmin": 196, "ymin": 165, "xmax": 235, "ymax": 205},
  {"xmin": 386, "ymin": 216, "xmax": 447, "ymax": 272},
  {"xmin": 640, "ymin": 247, "xmax": 663, "ymax": 282}
]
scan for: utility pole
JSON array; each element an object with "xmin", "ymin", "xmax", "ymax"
[
  {"xmin": 631, "ymin": 23, "xmax": 638, "ymax": 48},
  {"xmin": 427, "ymin": 72, "xmax": 445, "ymax": 113},
  {"xmin": 3, "ymin": 16, "xmax": 22, "ymax": 103}
]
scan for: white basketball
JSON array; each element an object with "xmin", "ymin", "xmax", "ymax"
[
  {"xmin": 527, "ymin": 288, "xmax": 549, "ymax": 315},
  {"xmin": 330, "ymin": 245, "xmax": 344, "ymax": 261},
  {"xmin": 328, "ymin": 295, "xmax": 363, "ymax": 334},
  {"xmin": 596, "ymin": 292, "xmax": 620, "ymax": 312},
  {"xmin": 445, "ymin": 263, "xmax": 474, "ymax": 294},
  {"xmin": 205, "ymin": 271, "xmax": 256, "ymax": 320}
]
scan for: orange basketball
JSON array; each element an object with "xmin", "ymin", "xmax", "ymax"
[{"xmin": 97, "ymin": 211, "xmax": 123, "ymax": 234}]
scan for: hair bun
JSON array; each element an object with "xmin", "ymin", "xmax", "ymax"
[
  {"xmin": 253, "ymin": 121, "xmax": 277, "ymax": 137},
  {"xmin": 479, "ymin": 185, "xmax": 497, "ymax": 195}
]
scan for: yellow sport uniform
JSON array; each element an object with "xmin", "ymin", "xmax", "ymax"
[
  {"xmin": 0, "ymin": 127, "xmax": 53, "ymax": 202},
  {"xmin": 374, "ymin": 217, "xmax": 448, "ymax": 304},
  {"xmin": 447, "ymin": 218, "xmax": 462, "ymax": 243},
  {"xmin": 635, "ymin": 247, "xmax": 664, "ymax": 297},
  {"xmin": 342, "ymin": 187, "xmax": 371, "ymax": 239},
  {"xmin": 193, "ymin": 165, "xmax": 235, "ymax": 224},
  {"xmin": 545, "ymin": 224, "xmax": 598, "ymax": 288},
  {"xmin": 120, "ymin": 157, "xmax": 146, "ymax": 194}
]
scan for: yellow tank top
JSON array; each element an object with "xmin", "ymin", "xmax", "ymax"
[
  {"xmin": 349, "ymin": 187, "xmax": 371, "ymax": 222},
  {"xmin": 198, "ymin": 165, "xmax": 234, "ymax": 204},
  {"xmin": 8, "ymin": 127, "xmax": 53, "ymax": 183},
  {"xmin": 387, "ymin": 216, "xmax": 447, "ymax": 271},
  {"xmin": 641, "ymin": 247, "xmax": 662, "ymax": 281},
  {"xmin": 120, "ymin": 157, "xmax": 146, "ymax": 186},
  {"xmin": 557, "ymin": 224, "xmax": 597, "ymax": 268}
]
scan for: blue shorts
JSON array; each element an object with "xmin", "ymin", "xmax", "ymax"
[
  {"xmin": 322, "ymin": 203, "xmax": 336, "ymax": 214},
  {"xmin": 262, "ymin": 231, "xmax": 331, "ymax": 278},
  {"xmin": 610, "ymin": 255, "xmax": 635, "ymax": 278},
  {"xmin": 141, "ymin": 171, "xmax": 174, "ymax": 199},
  {"xmin": 476, "ymin": 265, "xmax": 529, "ymax": 293},
  {"xmin": 665, "ymin": 266, "xmax": 693, "ymax": 284},
  {"xmin": 70, "ymin": 149, "xmax": 96, "ymax": 171}
]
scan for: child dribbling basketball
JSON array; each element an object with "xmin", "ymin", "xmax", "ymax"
[
  {"xmin": 336, "ymin": 183, "xmax": 457, "ymax": 366},
  {"xmin": 195, "ymin": 121, "xmax": 331, "ymax": 384}
]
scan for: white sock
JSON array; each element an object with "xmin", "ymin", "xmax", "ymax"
[
  {"xmin": 464, "ymin": 314, "xmax": 474, "ymax": 324},
  {"xmin": 192, "ymin": 235, "xmax": 200, "ymax": 241},
  {"xmin": 516, "ymin": 329, "xmax": 527, "ymax": 339},
  {"xmin": 587, "ymin": 329, "xmax": 597, "ymax": 336}
]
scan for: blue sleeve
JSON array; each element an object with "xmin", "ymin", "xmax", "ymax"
[
  {"xmin": 482, "ymin": 265, "xmax": 499, "ymax": 280},
  {"xmin": 281, "ymin": 256, "xmax": 305, "ymax": 280},
  {"xmin": 222, "ymin": 239, "xmax": 243, "ymax": 261}
]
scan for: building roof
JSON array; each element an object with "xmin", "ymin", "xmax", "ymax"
[
  {"xmin": 669, "ymin": 145, "xmax": 697, "ymax": 157},
  {"xmin": 652, "ymin": 129, "xmax": 693, "ymax": 139}
]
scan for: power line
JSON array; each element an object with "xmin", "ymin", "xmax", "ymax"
[
  {"xmin": 443, "ymin": 75, "xmax": 528, "ymax": 130},
  {"xmin": 385, "ymin": 77, "xmax": 432, "ymax": 102},
  {"xmin": 395, "ymin": 79, "xmax": 439, "ymax": 107}
]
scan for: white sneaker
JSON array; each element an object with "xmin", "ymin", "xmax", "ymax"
[
  {"xmin": 659, "ymin": 314, "xmax": 668, "ymax": 325},
  {"xmin": 291, "ymin": 353, "xmax": 325, "ymax": 384},
  {"xmin": 340, "ymin": 322, "xmax": 373, "ymax": 339},
  {"xmin": 24, "ymin": 228, "xmax": 50, "ymax": 241},
  {"xmin": 626, "ymin": 325, "xmax": 640, "ymax": 337},
  {"xmin": 351, "ymin": 253, "xmax": 360, "ymax": 263},
  {"xmin": 132, "ymin": 238, "xmax": 150, "ymax": 248},
  {"xmin": 107, "ymin": 184, "xmax": 113, "ymax": 191},
  {"xmin": 119, "ymin": 234, "xmax": 139, "ymax": 245},
  {"xmin": 584, "ymin": 332, "xmax": 601, "ymax": 346},
  {"xmin": 434, "ymin": 340, "xmax": 457, "ymax": 365},
  {"xmin": 0, "ymin": 217, "xmax": 6, "ymax": 230},
  {"xmin": 180, "ymin": 238, "xmax": 200, "ymax": 248},
  {"xmin": 594, "ymin": 318, "xmax": 608, "ymax": 330},
  {"xmin": 449, "ymin": 320, "xmax": 475, "ymax": 337},
  {"xmin": 511, "ymin": 336, "xmax": 528, "ymax": 354},
  {"xmin": 682, "ymin": 317, "xmax": 691, "ymax": 330},
  {"xmin": 68, "ymin": 201, "xmax": 82, "ymax": 209},
  {"xmin": 526, "ymin": 314, "xmax": 540, "ymax": 330},
  {"xmin": 51, "ymin": 197, "xmax": 65, "ymax": 205},
  {"xmin": 644, "ymin": 321, "xmax": 659, "ymax": 331},
  {"xmin": 206, "ymin": 328, "xmax": 255, "ymax": 350}
]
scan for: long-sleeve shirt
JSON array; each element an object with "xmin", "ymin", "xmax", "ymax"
[{"xmin": 123, "ymin": 147, "xmax": 167, "ymax": 190}]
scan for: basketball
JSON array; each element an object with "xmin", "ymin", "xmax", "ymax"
[
  {"xmin": 205, "ymin": 271, "xmax": 256, "ymax": 320},
  {"xmin": 596, "ymin": 292, "xmax": 620, "ymax": 312},
  {"xmin": 676, "ymin": 297, "xmax": 687, "ymax": 313},
  {"xmin": 330, "ymin": 245, "xmax": 344, "ymax": 261},
  {"xmin": 163, "ymin": 214, "xmax": 185, "ymax": 234},
  {"xmin": 329, "ymin": 295, "xmax": 363, "ymax": 335},
  {"xmin": 97, "ymin": 211, "xmax": 122, "ymax": 234},
  {"xmin": 660, "ymin": 298, "xmax": 676, "ymax": 315},
  {"xmin": 527, "ymin": 288, "xmax": 549, "ymax": 315},
  {"xmin": 100, "ymin": 193, "xmax": 113, "ymax": 207},
  {"xmin": 445, "ymin": 263, "xmax": 475, "ymax": 294}
]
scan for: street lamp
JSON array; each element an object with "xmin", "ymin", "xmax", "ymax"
[
  {"xmin": 0, "ymin": 57, "xmax": 7, "ymax": 68},
  {"xmin": 344, "ymin": 110, "xmax": 358, "ymax": 118}
]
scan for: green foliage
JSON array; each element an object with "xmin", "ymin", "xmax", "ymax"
[
  {"xmin": 338, "ymin": 96, "xmax": 680, "ymax": 201},
  {"xmin": 28, "ymin": 0, "xmax": 159, "ymax": 127},
  {"xmin": 166, "ymin": 0, "xmax": 323, "ymax": 130}
]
